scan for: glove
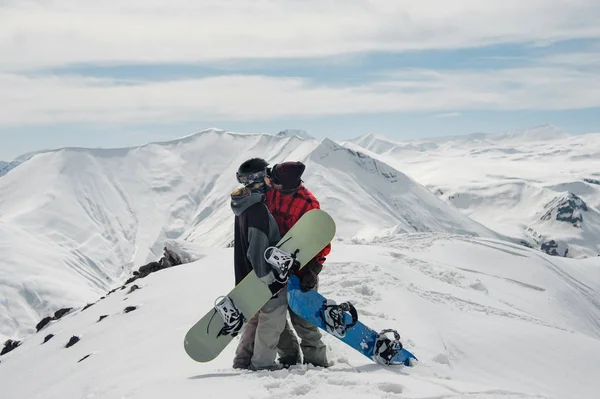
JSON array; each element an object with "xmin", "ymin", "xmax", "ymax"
[
  {"xmin": 300, "ymin": 259, "xmax": 323, "ymax": 292},
  {"xmin": 268, "ymin": 280, "xmax": 286, "ymax": 295}
]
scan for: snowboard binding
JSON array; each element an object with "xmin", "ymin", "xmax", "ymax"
[
  {"xmin": 213, "ymin": 296, "xmax": 246, "ymax": 338},
  {"xmin": 320, "ymin": 299, "xmax": 358, "ymax": 339},
  {"xmin": 373, "ymin": 329, "xmax": 403, "ymax": 366},
  {"xmin": 264, "ymin": 246, "xmax": 300, "ymax": 284}
]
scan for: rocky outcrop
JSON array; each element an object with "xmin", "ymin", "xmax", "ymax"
[
  {"xmin": 125, "ymin": 247, "xmax": 183, "ymax": 285},
  {"xmin": 1, "ymin": 339, "xmax": 21, "ymax": 356},
  {"xmin": 36, "ymin": 307, "xmax": 73, "ymax": 332},
  {"xmin": 584, "ymin": 178, "xmax": 600, "ymax": 185},
  {"xmin": 541, "ymin": 192, "xmax": 588, "ymax": 227},
  {"xmin": 541, "ymin": 240, "xmax": 569, "ymax": 257},
  {"xmin": 65, "ymin": 336, "xmax": 80, "ymax": 348},
  {"xmin": 526, "ymin": 228, "xmax": 569, "ymax": 257}
]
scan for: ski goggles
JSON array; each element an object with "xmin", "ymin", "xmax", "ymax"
[{"xmin": 236, "ymin": 169, "xmax": 267, "ymax": 186}]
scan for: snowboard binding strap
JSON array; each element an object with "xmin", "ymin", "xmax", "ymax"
[
  {"xmin": 373, "ymin": 329, "xmax": 403, "ymax": 366},
  {"xmin": 211, "ymin": 296, "xmax": 246, "ymax": 338},
  {"xmin": 320, "ymin": 300, "xmax": 358, "ymax": 339},
  {"xmin": 264, "ymin": 246, "xmax": 300, "ymax": 284}
]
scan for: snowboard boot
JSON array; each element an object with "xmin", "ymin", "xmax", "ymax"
[{"xmin": 278, "ymin": 354, "xmax": 300, "ymax": 368}]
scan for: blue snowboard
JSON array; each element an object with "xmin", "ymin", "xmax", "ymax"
[{"xmin": 287, "ymin": 275, "xmax": 417, "ymax": 366}]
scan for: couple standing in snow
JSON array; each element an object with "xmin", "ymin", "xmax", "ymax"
[{"xmin": 230, "ymin": 158, "xmax": 332, "ymax": 371}]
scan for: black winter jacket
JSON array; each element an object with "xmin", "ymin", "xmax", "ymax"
[{"xmin": 231, "ymin": 189, "xmax": 281, "ymax": 285}]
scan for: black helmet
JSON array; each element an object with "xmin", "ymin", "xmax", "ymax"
[{"xmin": 236, "ymin": 158, "xmax": 269, "ymax": 187}]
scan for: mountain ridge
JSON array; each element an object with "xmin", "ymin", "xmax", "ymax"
[{"xmin": 1, "ymin": 130, "xmax": 495, "ymax": 341}]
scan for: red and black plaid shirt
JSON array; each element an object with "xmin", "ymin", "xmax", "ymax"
[{"xmin": 265, "ymin": 185, "xmax": 331, "ymax": 266}]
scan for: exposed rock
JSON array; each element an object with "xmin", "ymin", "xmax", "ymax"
[
  {"xmin": 584, "ymin": 178, "xmax": 600, "ymax": 185},
  {"xmin": 82, "ymin": 303, "xmax": 95, "ymax": 311},
  {"xmin": 1, "ymin": 339, "xmax": 21, "ymax": 356},
  {"xmin": 124, "ymin": 276, "xmax": 137, "ymax": 285},
  {"xmin": 35, "ymin": 307, "xmax": 73, "ymax": 333},
  {"xmin": 65, "ymin": 336, "xmax": 80, "ymax": 348},
  {"xmin": 519, "ymin": 240, "xmax": 534, "ymax": 249},
  {"xmin": 43, "ymin": 334, "xmax": 55, "ymax": 344},
  {"xmin": 36, "ymin": 316, "xmax": 54, "ymax": 332},
  {"xmin": 276, "ymin": 129, "xmax": 313, "ymax": 140},
  {"xmin": 541, "ymin": 192, "xmax": 588, "ymax": 227},
  {"xmin": 98, "ymin": 315, "xmax": 108, "ymax": 322},
  {"xmin": 124, "ymin": 306, "xmax": 137, "ymax": 313},
  {"xmin": 78, "ymin": 354, "xmax": 92, "ymax": 363},
  {"xmin": 541, "ymin": 240, "xmax": 569, "ymax": 257},
  {"xmin": 127, "ymin": 285, "xmax": 140, "ymax": 295},
  {"xmin": 127, "ymin": 247, "xmax": 184, "ymax": 284},
  {"xmin": 54, "ymin": 307, "xmax": 72, "ymax": 320}
]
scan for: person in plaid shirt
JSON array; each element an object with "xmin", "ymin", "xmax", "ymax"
[{"xmin": 265, "ymin": 161, "xmax": 332, "ymax": 368}]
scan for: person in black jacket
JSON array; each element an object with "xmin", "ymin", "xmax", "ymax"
[{"xmin": 231, "ymin": 158, "xmax": 287, "ymax": 371}]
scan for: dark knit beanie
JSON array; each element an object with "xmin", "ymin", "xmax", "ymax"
[{"xmin": 271, "ymin": 161, "xmax": 306, "ymax": 190}]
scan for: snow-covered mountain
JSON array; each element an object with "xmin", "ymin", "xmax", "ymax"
[
  {"xmin": 346, "ymin": 126, "xmax": 600, "ymax": 258},
  {"xmin": 0, "ymin": 150, "xmax": 52, "ymax": 177},
  {"xmin": 352, "ymin": 125, "xmax": 569, "ymax": 151},
  {"xmin": 277, "ymin": 129, "xmax": 314, "ymax": 140},
  {"xmin": 0, "ymin": 160, "xmax": 20, "ymax": 177},
  {"xmin": 0, "ymin": 129, "xmax": 496, "ymax": 342},
  {"xmin": 2, "ymin": 127, "xmax": 600, "ymax": 399},
  {"xmin": 2, "ymin": 236, "xmax": 600, "ymax": 399}
]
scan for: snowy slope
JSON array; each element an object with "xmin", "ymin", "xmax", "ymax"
[
  {"xmin": 303, "ymin": 139, "xmax": 497, "ymax": 240},
  {"xmin": 346, "ymin": 126, "xmax": 600, "ymax": 258},
  {"xmin": 2, "ymin": 236, "xmax": 600, "ymax": 399},
  {"xmin": 0, "ymin": 130, "xmax": 495, "ymax": 342},
  {"xmin": 0, "ymin": 129, "xmax": 317, "ymax": 341}
]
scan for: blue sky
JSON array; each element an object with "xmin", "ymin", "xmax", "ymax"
[{"xmin": 1, "ymin": 1, "xmax": 599, "ymax": 160}]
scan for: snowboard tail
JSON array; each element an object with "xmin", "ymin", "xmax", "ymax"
[
  {"xmin": 184, "ymin": 209, "xmax": 336, "ymax": 362},
  {"xmin": 287, "ymin": 275, "xmax": 417, "ymax": 366}
]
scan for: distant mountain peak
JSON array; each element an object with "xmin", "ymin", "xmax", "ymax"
[
  {"xmin": 276, "ymin": 129, "xmax": 313, "ymax": 140},
  {"xmin": 0, "ymin": 160, "xmax": 23, "ymax": 177},
  {"xmin": 541, "ymin": 192, "xmax": 588, "ymax": 228},
  {"xmin": 499, "ymin": 124, "xmax": 568, "ymax": 141},
  {"xmin": 315, "ymin": 138, "xmax": 402, "ymax": 181}
]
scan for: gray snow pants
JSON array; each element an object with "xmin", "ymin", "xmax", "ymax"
[
  {"xmin": 232, "ymin": 288, "xmax": 288, "ymax": 370},
  {"xmin": 233, "ymin": 280, "xmax": 328, "ymax": 367},
  {"xmin": 277, "ymin": 280, "xmax": 328, "ymax": 367},
  {"xmin": 277, "ymin": 306, "xmax": 328, "ymax": 367}
]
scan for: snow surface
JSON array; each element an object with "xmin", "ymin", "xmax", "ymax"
[
  {"xmin": 346, "ymin": 125, "xmax": 600, "ymax": 258},
  {"xmin": 0, "ymin": 129, "xmax": 494, "ymax": 342},
  {"xmin": 2, "ymin": 237, "xmax": 600, "ymax": 399}
]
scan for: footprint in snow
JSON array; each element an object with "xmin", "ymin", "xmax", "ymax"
[
  {"xmin": 377, "ymin": 382, "xmax": 404, "ymax": 394},
  {"xmin": 289, "ymin": 384, "xmax": 313, "ymax": 396},
  {"xmin": 433, "ymin": 353, "xmax": 451, "ymax": 365},
  {"xmin": 469, "ymin": 281, "xmax": 489, "ymax": 294}
]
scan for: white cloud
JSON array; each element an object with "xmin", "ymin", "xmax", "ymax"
[
  {"xmin": 0, "ymin": 0, "xmax": 599, "ymax": 71},
  {"xmin": 1, "ymin": 62, "xmax": 599, "ymax": 127}
]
